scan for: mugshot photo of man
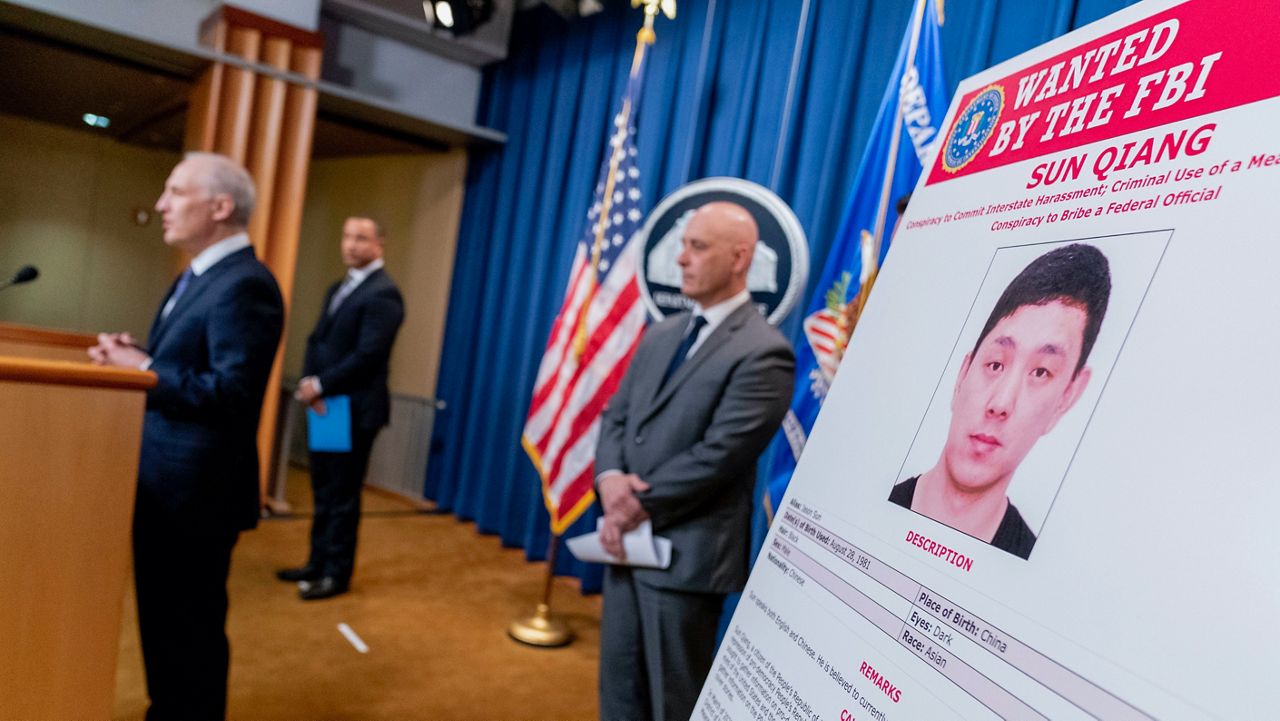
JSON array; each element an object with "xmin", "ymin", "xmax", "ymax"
[{"xmin": 890, "ymin": 243, "xmax": 1111, "ymax": 559}]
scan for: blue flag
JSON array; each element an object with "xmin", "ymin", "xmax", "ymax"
[{"xmin": 765, "ymin": 0, "xmax": 949, "ymax": 517}]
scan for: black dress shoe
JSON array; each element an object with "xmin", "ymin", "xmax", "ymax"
[
  {"xmin": 276, "ymin": 564, "xmax": 321, "ymax": 582},
  {"xmin": 299, "ymin": 576, "xmax": 349, "ymax": 600}
]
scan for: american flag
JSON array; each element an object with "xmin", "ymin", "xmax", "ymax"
[{"xmin": 522, "ymin": 69, "xmax": 650, "ymax": 535}]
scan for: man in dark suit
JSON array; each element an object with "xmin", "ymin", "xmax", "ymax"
[
  {"xmin": 276, "ymin": 216, "xmax": 404, "ymax": 600},
  {"xmin": 595, "ymin": 201, "xmax": 795, "ymax": 721},
  {"xmin": 90, "ymin": 152, "xmax": 283, "ymax": 721}
]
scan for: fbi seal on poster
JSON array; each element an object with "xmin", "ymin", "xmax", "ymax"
[{"xmin": 942, "ymin": 85, "xmax": 1004, "ymax": 173}]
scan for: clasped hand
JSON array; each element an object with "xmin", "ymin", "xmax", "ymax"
[
  {"xmin": 597, "ymin": 473, "xmax": 651, "ymax": 560},
  {"xmin": 87, "ymin": 332, "xmax": 149, "ymax": 369},
  {"xmin": 294, "ymin": 376, "xmax": 326, "ymax": 414}
]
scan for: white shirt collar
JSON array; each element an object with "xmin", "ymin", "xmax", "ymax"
[
  {"xmin": 683, "ymin": 288, "xmax": 752, "ymax": 358},
  {"xmin": 189, "ymin": 232, "xmax": 251, "ymax": 276},
  {"xmin": 345, "ymin": 257, "xmax": 384, "ymax": 287},
  {"xmin": 693, "ymin": 288, "xmax": 752, "ymax": 331}
]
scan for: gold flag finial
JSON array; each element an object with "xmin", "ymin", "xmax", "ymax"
[
  {"xmin": 631, "ymin": 0, "xmax": 675, "ymax": 41},
  {"xmin": 631, "ymin": 0, "xmax": 676, "ymax": 20}
]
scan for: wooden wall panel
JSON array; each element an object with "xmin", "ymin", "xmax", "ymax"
[
  {"xmin": 246, "ymin": 36, "xmax": 292, "ymax": 257},
  {"xmin": 184, "ymin": 7, "xmax": 323, "ymax": 504},
  {"xmin": 215, "ymin": 26, "xmax": 262, "ymax": 164}
]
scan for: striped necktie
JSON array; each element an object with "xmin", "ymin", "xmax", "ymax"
[{"xmin": 327, "ymin": 272, "xmax": 358, "ymax": 315}]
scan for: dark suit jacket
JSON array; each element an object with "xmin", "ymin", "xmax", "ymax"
[
  {"xmin": 137, "ymin": 245, "xmax": 284, "ymax": 534},
  {"xmin": 596, "ymin": 302, "xmax": 795, "ymax": 594},
  {"xmin": 303, "ymin": 268, "xmax": 404, "ymax": 431}
]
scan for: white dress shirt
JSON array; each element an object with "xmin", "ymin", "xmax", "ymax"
[{"xmin": 684, "ymin": 287, "xmax": 753, "ymax": 359}]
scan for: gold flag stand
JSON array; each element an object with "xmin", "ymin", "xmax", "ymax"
[
  {"xmin": 508, "ymin": 535, "xmax": 573, "ymax": 647},
  {"xmin": 509, "ymin": 0, "xmax": 675, "ymax": 649}
]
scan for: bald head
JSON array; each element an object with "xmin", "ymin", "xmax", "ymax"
[
  {"xmin": 696, "ymin": 201, "xmax": 758, "ymax": 251},
  {"xmin": 677, "ymin": 201, "xmax": 759, "ymax": 307}
]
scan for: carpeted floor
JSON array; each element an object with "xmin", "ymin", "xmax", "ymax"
[{"xmin": 112, "ymin": 469, "xmax": 601, "ymax": 720}]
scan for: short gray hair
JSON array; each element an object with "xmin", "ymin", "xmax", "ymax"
[{"xmin": 184, "ymin": 152, "xmax": 256, "ymax": 227}]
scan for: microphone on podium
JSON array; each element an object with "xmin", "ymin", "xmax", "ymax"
[{"xmin": 0, "ymin": 265, "xmax": 39, "ymax": 292}]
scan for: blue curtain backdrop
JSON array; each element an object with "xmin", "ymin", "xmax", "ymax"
[{"xmin": 425, "ymin": 0, "xmax": 1141, "ymax": 593}]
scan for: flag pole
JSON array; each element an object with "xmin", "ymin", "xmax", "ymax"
[
  {"xmin": 571, "ymin": 0, "xmax": 671, "ymax": 358},
  {"xmin": 869, "ymin": 0, "xmax": 928, "ymax": 265},
  {"xmin": 507, "ymin": 535, "xmax": 574, "ymax": 647},
  {"xmin": 847, "ymin": 0, "xmax": 932, "ymax": 343},
  {"xmin": 509, "ymin": 0, "xmax": 675, "ymax": 649}
]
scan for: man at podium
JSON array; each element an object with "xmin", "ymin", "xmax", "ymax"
[{"xmin": 89, "ymin": 152, "xmax": 284, "ymax": 721}]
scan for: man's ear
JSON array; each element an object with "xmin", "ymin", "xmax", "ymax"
[
  {"xmin": 209, "ymin": 193, "xmax": 236, "ymax": 223},
  {"xmin": 1044, "ymin": 365, "xmax": 1092, "ymax": 434},
  {"xmin": 732, "ymin": 241, "xmax": 754, "ymax": 275}
]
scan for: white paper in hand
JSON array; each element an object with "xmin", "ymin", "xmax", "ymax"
[{"xmin": 564, "ymin": 519, "xmax": 671, "ymax": 569}]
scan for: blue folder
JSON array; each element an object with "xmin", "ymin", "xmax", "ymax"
[{"xmin": 307, "ymin": 395, "xmax": 352, "ymax": 452}]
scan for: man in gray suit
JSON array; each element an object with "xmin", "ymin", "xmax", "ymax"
[{"xmin": 595, "ymin": 201, "xmax": 795, "ymax": 721}]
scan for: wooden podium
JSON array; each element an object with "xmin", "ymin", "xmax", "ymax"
[{"xmin": 0, "ymin": 323, "xmax": 156, "ymax": 720}]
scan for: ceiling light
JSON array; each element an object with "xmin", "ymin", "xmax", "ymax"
[
  {"xmin": 434, "ymin": 1, "xmax": 455, "ymax": 28},
  {"xmin": 423, "ymin": 0, "xmax": 493, "ymax": 35},
  {"xmin": 82, "ymin": 113, "xmax": 111, "ymax": 129}
]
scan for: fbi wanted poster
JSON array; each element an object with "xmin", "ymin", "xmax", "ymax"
[{"xmin": 696, "ymin": 1, "xmax": 1280, "ymax": 719}]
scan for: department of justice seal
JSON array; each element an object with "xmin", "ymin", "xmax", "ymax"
[
  {"xmin": 942, "ymin": 85, "xmax": 1004, "ymax": 174},
  {"xmin": 635, "ymin": 178, "xmax": 808, "ymax": 326}
]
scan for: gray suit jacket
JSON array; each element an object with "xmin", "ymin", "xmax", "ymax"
[{"xmin": 596, "ymin": 302, "xmax": 795, "ymax": 593}]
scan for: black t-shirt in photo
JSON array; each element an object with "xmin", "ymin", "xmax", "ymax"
[{"xmin": 890, "ymin": 476, "xmax": 1037, "ymax": 559}]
